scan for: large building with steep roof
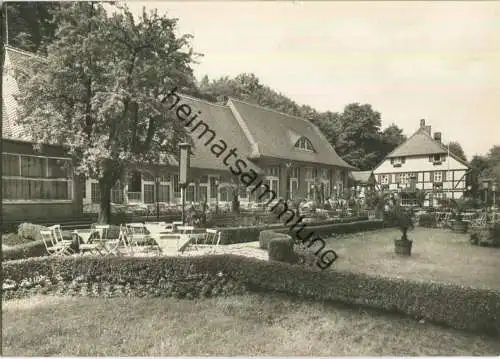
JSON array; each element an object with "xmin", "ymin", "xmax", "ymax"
[
  {"xmin": 373, "ymin": 119, "xmax": 470, "ymax": 207},
  {"xmin": 2, "ymin": 45, "xmax": 354, "ymax": 220}
]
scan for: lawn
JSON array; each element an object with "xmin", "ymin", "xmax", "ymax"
[
  {"xmin": 3, "ymin": 293, "xmax": 500, "ymax": 356},
  {"xmin": 324, "ymin": 227, "xmax": 500, "ymax": 289}
]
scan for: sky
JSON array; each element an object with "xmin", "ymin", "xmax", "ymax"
[{"xmin": 124, "ymin": 1, "xmax": 500, "ymax": 158}]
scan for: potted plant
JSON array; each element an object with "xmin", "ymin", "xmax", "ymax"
[
  {"xmin": 450, "ymin": 199, "xmax": 469, "ymax": 233},
  {"xmin": 392, "ymin": 204, "xmax": 414, "ymax": 256}
]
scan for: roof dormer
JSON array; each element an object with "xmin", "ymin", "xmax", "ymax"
[{"xmin": 294, "ymin": 136, "xmax": 315, "ymax": 152}]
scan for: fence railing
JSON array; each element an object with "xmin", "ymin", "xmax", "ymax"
[{"xmin": 128, "ymin": 192, "xmax": 141, "ymax": 202}]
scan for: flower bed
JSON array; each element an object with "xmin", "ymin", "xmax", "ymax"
[{"xmin": 3, "ymin": 255, "xmax": 499, "ymax": 336}]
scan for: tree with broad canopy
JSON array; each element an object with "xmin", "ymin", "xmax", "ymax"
[{"xmin": 15, "ymin": 2, "xmax": 201, "ymax": 223}]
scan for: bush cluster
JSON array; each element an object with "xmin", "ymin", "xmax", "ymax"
[
  {"xmin": 3, "ymin": 255, "xmax": 499, "ymax": 336},
  {"xmin": 267, "ymin": 237, "xmax": 298, "ymax": 264},
  {"xmin": 17, "ymin": 222, "xmax": 49, "ymax": 242},
  {"xmin": 418, "ymin": 213, "xmax": 436, "ymax": 228}
]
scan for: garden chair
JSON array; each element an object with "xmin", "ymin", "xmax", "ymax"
[
  {"xmin": 39, "ymin": 227, "xmax": 73, "ymax": 256},
  {"xmin": 90, "ymin": 224, "xmax": 123, "ymax": 256},
  {"xmin": 175, "ymin": 226, "xmax": 195, "ymax": 252},
  {"xmin": 125, "ymin": 223, "xmax": 161, "ymax": 255},
  {"xmin": 470, "ymin": 213, "xmax": 487, "ymax": 230}
]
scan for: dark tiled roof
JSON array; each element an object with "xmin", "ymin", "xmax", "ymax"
[
  {"xmin": 227, "ymin": 98, "xmax": 354, "ymax": 169},
  {"xmin": 177, "ymin": 95, "xmax": 263, "ymax": 174},
  {"xmin": 351, "ymin": 170, "xmax": 374, "ymax": 183},
  {"xmin": 386, "ymin": 128, "xmax": 447, "ymax": 158}
]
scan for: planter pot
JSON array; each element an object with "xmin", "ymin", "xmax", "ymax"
[
  {"xmin": 452, "ymin": 220, "xmax": 468, "ymax": 233},
  {"xmin": 394, "ymin": 239, "xmax": 412, "ymax": 256}
]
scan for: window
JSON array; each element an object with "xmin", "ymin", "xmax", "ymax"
[
  {"xmin": 142, "ymin": 172, "xmax": 154, "ymax": 182},
  {"xmin": 265, "ymin": 167, "xmax": 279, "ymax": 177},
  {"xmin": 3, "ymin": 154, "xmax": 20, "ymax": 176},
  {"xmin": 91, "ymin": 182, "xmax": 100, "ymax": 203},
  {"xmin": 186, "ymin": 183, "xmax": 195, "ymax": 202},
  {"xmin": 47, "ymin": 158, "xmax": 70, "ymax": 178},
  {"xmin": 219, "ymin": 186, "xmax": 229, "ymax": 202},
  {"xmin": 198, "ymin": 186, "xmax": 207, "ymax": 202},
  {"xmin": 209, "ymin": 177, "xmax": 219, "ymax": 199},
  {"xmin": 395, "ymin": 173, "xmax": 401, "ymax": 183},
  {"xmin": 304, "ymin": 167, "xmax": 314, "ymax": 179},
  {"xmin": 199, "ymin": 175, "xmax": 208, "ymax": 184},
  {"xmin": 433, "ymin": 171, "xmax": 443, "ymax": 183},
  {"xmin": 294, "ymin": 137, "xmax": 315, "ymax": 151},
  {"xmin": 160, "ymin": 174, "xmax": 171, "ymax": 183},
  {"xmin": 21, "ymin": 156, "xmax": 45, "ymax": 177},
  {"xmin": 289, "ymin": 178, "xmax": 298, "ymax": 200},
  {"xmin": 391, "ymin": 157, "xmax": 405, "ymax": 167},
  {"xmin": 143, "ymin": 184, "xmax": 155, "ymax": 203},
  {"xmin": 158, "ymin": 184, "xmax": 170, "ymax": 202},
  {"xmin": 239, "ymin": 186, "xmax": 248, "ymax": 199},
  {"xmin": 2, "ymin": 153, "xmax": 73, "ymax": 201},
  {"xmin": 430, "ymin": 154, "xmax": 445, "ymax": 163},
  {"xmin": 401, "ymin": 173, "xmax": 410, "ymax": 185},
  {"xmin": 289, "ymin": 167, "xmax": 299, "ymax": 179},
  {"xmin": 319, "ymin": 168, "xmax": 329, "ymax": 179},
  {"xmin": 173, "ymin": 174, "xmax": 180, "ymax": 198},
  {"xmin": 381, "ymin": 175, "xmax": 389, "ymax": 185}
]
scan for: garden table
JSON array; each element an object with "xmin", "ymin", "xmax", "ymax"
[{"xmin": 72, "ymin": 229, "xmax": 96, "ymax": 244}]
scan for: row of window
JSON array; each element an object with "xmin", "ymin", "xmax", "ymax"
[
  {"xmin": 3, "ymin": 154, "xmax": 73, "ymax": 201},
  {"xmin": 379, "ymin": 170, "xmax": 458, "ymax": 185},
  {"xmin": 3, "ymin": 153, "xmax": 72, "ymax": 178},
  {"xmin": 390, "ymin": 154, "xmax": 447, "ymax": 167}
]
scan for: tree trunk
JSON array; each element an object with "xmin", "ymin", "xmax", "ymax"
[
  {"xmin": 401, "ymin": 227, "xmax": 408, "ymax": 241},
  {"xmin": 97, "ymin": 177, "xmax": 113, "ymax": 224}
]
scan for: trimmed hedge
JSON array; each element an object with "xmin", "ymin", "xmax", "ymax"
[
  {"xmin": 419, "ymin": 214, "xmax": 436, "ymax": 228},
  {"xmin": 2, "ymin": 240, "xmax": 48, "ymax": 261},
  {"xmin": 282, "ymin": 220, "xmax": 384, "ymax": 241},
  {"xmin": 220, "ymin": 219, "xmax": 383, "ymax": 245},
  {"xmin": 268, "ymin": 237, "xmax": 297, "ymax": 264},
  {"xmin": 3, "ymin": 255, "xmax": 499, "ymax": 336},
  {"xmin": 259, "ymin": 230, "xmax": 291, "ymax": 250},
  {"xmin": 218, "ymin": 223, "xmax": 285, "ymax": 244}
]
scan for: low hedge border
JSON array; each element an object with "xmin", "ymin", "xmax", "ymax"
[
  {"xmin": 2, "ymin": 240, "xmax": 48, "ymax": 261},
  {"xmin": 219, "ymin": 218, "xmax": 383, "ymax": 245},
  {"xmin": 3, "ymin": 255, "xmax": 499, "ymax": 337}
]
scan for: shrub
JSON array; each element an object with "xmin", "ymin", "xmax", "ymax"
[
  {"xmin": 419, "ymin": 213, "xmax": 436, "ymax": 228},
  {"xmin": 267, "ymin": 237, "xmax": 298, "ymax": 264},
  {"xmin": 259, "ymin": 230, "xmax": 290, "ymax": 250},
  {"xmin": 2, "ymin": 240, "xmax": 48, "ymax": 261},
  {"xmin": 293, "ymin": 242, "xmax": 317, "ymax": 268},
  {"xmin": 3, "ymin": 255, "xmax": 499, "ymax": 336},
  {"xmin": 218, "ymin": 224, "xmax": 285, "ymax": 245},
  {"xmin": 17, "ymin": 223, "xmax": 49, "ymax": 242}
]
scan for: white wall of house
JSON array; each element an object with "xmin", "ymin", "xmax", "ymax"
[{"xmin": 373, "ymin": 154, "xmax": 468, "ymax": 206}]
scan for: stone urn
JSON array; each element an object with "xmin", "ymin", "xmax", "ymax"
[
  {"xmin": 394, "ymin": 238, "xmax": 412, "ymax": 256},
  {"xmin": 451, "ymin": 220, "xmax": 468, "ymax": 233}
]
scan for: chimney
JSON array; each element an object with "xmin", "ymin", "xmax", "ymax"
[
  {"xmin": 419, "ymin": 119, "xmax": 431, "ymax": 134},
  {"xmin": 433, "ymin": 132, "xmax": 442, "ymax": 143}
]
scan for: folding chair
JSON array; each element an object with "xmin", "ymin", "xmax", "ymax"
[
  {"xmin": 40, "ymin": 228, "xmax": 73, "ymax": 256},
  {"xmin": 176, "ymin": 226, "xmax": 194, "ymax": 252},
  {"xmin": 125, "ymin": 223, "xmax": 161, "ymax": 255}
]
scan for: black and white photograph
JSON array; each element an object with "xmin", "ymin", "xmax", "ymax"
[{"xmin": 2, "ymin": 0, "xmax": 500, "ymax": 356}]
